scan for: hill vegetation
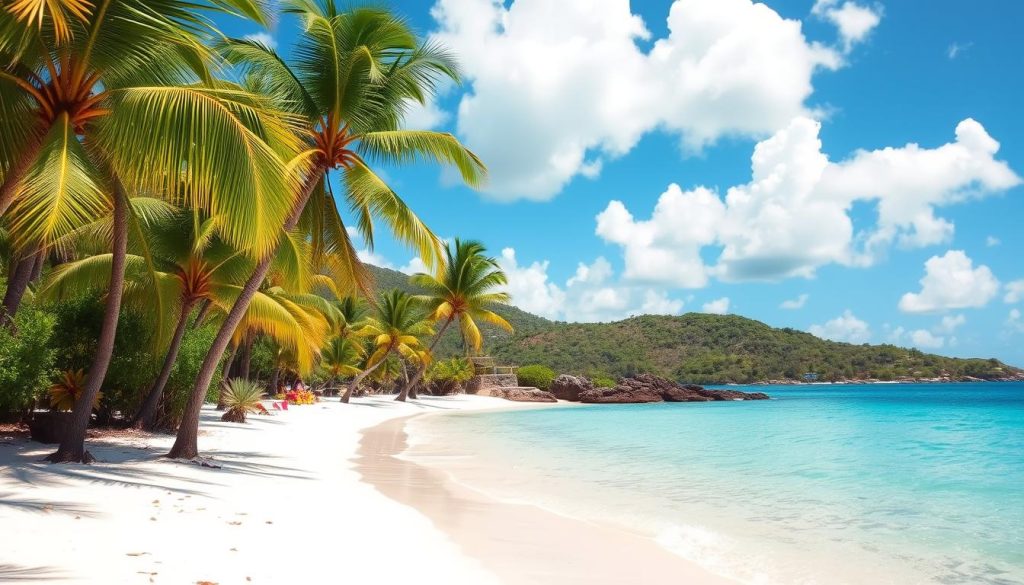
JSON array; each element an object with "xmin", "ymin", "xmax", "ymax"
[{"xmin": 369, "ymin": 265, "xmax": 1021, "ymax": 384}]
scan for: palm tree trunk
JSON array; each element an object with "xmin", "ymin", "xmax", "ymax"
[
  {"xmin": 239, "ymin": 335, "xmax": 253, "ymax": 380},
  {"xmin": 396, "ymin": 318, "xmax": 453, "ymax": 402},
  {"xmin": 46, "ymin": 185, "xmax": 129, "ymax": 463},
  {"xmin": 219, "ymin": 335, "xmax": 252, "ymax": 410},
  {"xmin": 30, "ymin": 250, "xmax": 44, "ymax": 281},
  {"xmin": 0, "ymin": 126, "xmax": 47, "ymax": 217},
  {"xmin": 167, "ymin": 169, "xmax": 324, "ymax": 459},
  {"xmin": 269, "ymin": 367, "xmax": 281, "ymax": 396},
  {"xmin": 133, "ymin": 298, "xmax": 197, "ymax": 430},
  {"xmin": 1, "ymin": 248, "xmax": 39, "ymax": 327},
  {"xmin": 341, "ymin": 358, "xmax": 386, "ymax": 403}
]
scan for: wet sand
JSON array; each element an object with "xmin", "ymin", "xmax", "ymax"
[{"xmin": 357, "ymin": 414, "xmax": 736, "ymax": 585}]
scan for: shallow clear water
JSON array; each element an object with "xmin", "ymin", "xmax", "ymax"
[{"xmin": 408, "ymin": 383, "xmax": 1024, "ymax": 585}]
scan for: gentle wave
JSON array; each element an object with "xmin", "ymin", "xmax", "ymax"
[{"xmin": 406, "ymin": 383, "xmax": 1024, "ymax": 584}]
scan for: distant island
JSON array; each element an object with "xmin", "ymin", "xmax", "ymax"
[{"xmin": 369, "ymin": 265, "xmax": 1023, "ymax": 385}]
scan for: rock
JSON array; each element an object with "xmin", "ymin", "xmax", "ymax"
[
  {"xmin": 660, "ymin": 384, "xmax": 713, "ymax": 402},
  {"xmin": 579, "ymin": 374, "xmax": 769, "ymax": 403},
  {"xmin": 549, "ymin": 374, "xmax": 594, "ymax": 401},
  {"xmin": 484, "ymin": 386, "xmax": 557, "ymax": 403},
  {"xmin": 578, "ymin": 387, "xmax": 663, "ymax": 403}
]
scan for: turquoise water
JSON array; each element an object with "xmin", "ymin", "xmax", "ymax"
[{"xmin": 408, "ymin": 383, "xmax": 1024, "ymax": 584}]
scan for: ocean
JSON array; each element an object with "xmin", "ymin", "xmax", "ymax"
[{"xmin": 406, "ymin": 383, "xmax": 1024, "ymax": 584}]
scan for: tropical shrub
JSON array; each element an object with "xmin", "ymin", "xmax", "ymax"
[
  {"xmin": 156, "ymin": 324, "xmax": 224, "ymax": 430},
  {"xmin": 220, "ymin": 378, "xmax": 267, "ymax": 423},
  {"xmin": 48, "ymin": 369, "xmax": 102, "ymax": 411},
  {"xmin": 0, "ymin": 306, "xmax": 57, "ymax": 414},
  {"xmin": 47, "ymin": 296, "xmax": 159, "ymax": 418},
  {"xmin": 426, "ymin": 358, "xmax": 474, "ymax": 395},
  {"xmin": 517, "ymin": 364, "xmax": 555, "ymax": 390},
  {"xmin": 590, "ymin": 375, "xmax": 617, "ymax": 388}
]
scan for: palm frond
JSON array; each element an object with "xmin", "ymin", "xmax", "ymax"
[
  {"xmin": 344, "ymin": 159, "xmax": 443, "ymax": 270},
  {"xmin": 7, "ymin": 112, "xmax": 109, "ymax": 248},
  {"xmin": 96, "ymin": 85, "xmax": 306, "ymax": 258},
  {"xmin": 357, "ymin": 130, "xmax": 486, "ymax": 188}
]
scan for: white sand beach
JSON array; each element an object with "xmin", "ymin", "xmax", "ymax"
[{"xmin": 1, "ymin": 396, "xmax": 731, "ymax": 584}]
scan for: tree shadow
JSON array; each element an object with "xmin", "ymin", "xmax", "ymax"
[
  {"xmin": 0, "ymin": 564, "xmax": 65, "ymax": 582},
  {"xmin": 0, "ymin": 493, "xmax": 97, "ymax": 517}
]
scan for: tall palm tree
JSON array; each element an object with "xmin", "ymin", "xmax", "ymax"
[
  {"xmin": 167, "ymin": 2, "xmax": 487, "ymax": 459},
  {"xmin": 342, "ymin": 290, "xmax": 432, "ymax": 403},
  {"xmin": 396, "ymin": 240, "xmax": 512, "ymax": 401},
  {"xmin": 1, "ymin": 0, "xmax": 302, "ymax": 462}
]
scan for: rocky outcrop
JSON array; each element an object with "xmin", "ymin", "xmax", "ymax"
[
  {"xmin": 578, "ymin": 374, "xmax": 769, "ymax": 404},
  {"xmin": 481, "ymin": 386, "xmax": 558, "ymax": 403},
  {"xmin": 549, "ymin": 374, "xmax": 594, "ymax": 401}
]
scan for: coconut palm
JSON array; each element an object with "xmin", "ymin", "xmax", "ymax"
[
  {"xmin": 1, "ymin": 0, "xmax": 304, "ymax": 462},
  {"xmin": 168, "ymin": 2, "xmax": 487, "ymax": 459},
  {"xmin": 396, "ymin": 240, "xmax": 512, "ymax": 401},
  {"xmin": 39, "ymin": 208, "xmax": 332, "ymax": 430},
  {"xmin": 319, "ymin": 336, "xmax": 364, "ymax": 393},
  {"xmin": 342, "ymin": 290, "xmax": 432, "ymax": 403}
]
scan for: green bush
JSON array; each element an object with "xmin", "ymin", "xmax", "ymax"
[
  {"xmin": 47, "ymin": 295, "xmax": 160, "ymax": 420},
  {"xmin": 426, "ymin": 358, "xmax": 473, "ymax": 395},
  {"xmin": 157, "ymin": 322, "xmax": 223, "ymax": 430},
  {"xmin": 516, "ymin": 364, "xmax": 555, "ymax": 390},
  {"xmin": 0, "ymin": 306, "xmax": 57, "ymax": 414},
  {"xmin": 590, "ymin": 374, "xmax": 617, "ymax": 388}
]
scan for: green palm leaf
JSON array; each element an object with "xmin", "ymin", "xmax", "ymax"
[
  {"xmin": 95, "ymin": 85, "xmax": 306, "ymax": 258},
  {"xmin": 7, "ymin": 113, "xmax": 109, "ymax": 249}
]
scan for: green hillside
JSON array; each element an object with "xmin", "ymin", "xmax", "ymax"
[{"xmin": 366, "ymin": 265, "xmax": 1020, "ymax": 384}]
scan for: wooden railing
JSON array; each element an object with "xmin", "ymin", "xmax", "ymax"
[{"xmin": 473, "ymin": 365, "xmax": 516, "ymax": 376}]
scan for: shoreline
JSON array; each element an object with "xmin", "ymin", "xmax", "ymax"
[
  {"xmin": 357, "ymin": 409, "xmax": 736, "ymax": 585},
  {"xmin": 0, "ymin": 395, "xmax": 530, "ymax": 584}
]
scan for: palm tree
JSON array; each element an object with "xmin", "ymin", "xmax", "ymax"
[
  {"xmin": 342, "ymin": 290, "xmax": 432, "ymax": 403},
  {"xmin": 396, "ymin": 240, "xmax": 513, "ymax": 401},
  {"xmin": 40, "ymin": 208, "xmax": 332, "ymax": 430},
  {"xmin": 1, "ymin": 0, "xmax": 302, "ymax": 462},
  {"xmin": 320, "ymin": 336, "xmax": 364, "ymax": 393},
  {"xmin": 167, "ymin": 2, "xmax": 487, "ymax": 459}
]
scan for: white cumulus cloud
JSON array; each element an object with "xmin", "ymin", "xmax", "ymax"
[
  {"xmin": 809, "ymin": 309, "xmax": 871, "ymax": 344},
  {"xmin": 898, "ymin": 250, "xmax": 1000, "ymax": 313},
  {"xmin": 910, "ymin": 329, "xmax": 945, "ymax": 349},
  {"xmin": 244, "ymin": 32, "xmax": 277, "ymax": 49},
  {"xmin": 596, "ymin": 185, "xmax": 723, "ymax": 288},
  {"xmin": 430, "ymin": 0, "xmax": 848, "ymax": 200},
  {"xmin": 1004, "ymin": 280, "xmax": 1024, "ymax": 304},
  {"xmin": 596, "ymin": 117, "xmax": 1019, "ymax": 286},
  {"xmin": 812, "ymin": 0, "xmax": 882, "ymax": 52},
  {"xmin": 496, "ymin": 249, "xmax": 685, "ymax": 322},
  {"xmin": 780, "ymin": 293, "xmax": 810, "ymax": 309},
  {"xmin": 701, "ymin": 297, "xmax": 731, "ymax": 315},
  {"xmin": 936, "ymin": 314, "xmax": 966, "ymax": 334}
]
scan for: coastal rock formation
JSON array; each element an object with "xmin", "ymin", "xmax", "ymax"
[
  {"xmin": 482, "ymin": 386, "xmax": 558, "ymax": 403},
  {"xmin": 578, "ymin": 374, "xmax": 769, "ymax": 404},
  {"xmin": 550, "ymin": 374, "xmax": 594, "ymax": 401}
]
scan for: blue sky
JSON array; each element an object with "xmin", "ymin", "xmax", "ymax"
[{"xmin": 223, "ymin": 0, "xmax": 1024, "ymax": 366}]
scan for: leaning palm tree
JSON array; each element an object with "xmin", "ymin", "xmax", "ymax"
[
  {"xmin": 40, "ymin": 207, "xmax": 331, "ymax": 430},
  {"xmin": 1, "ymin": 0, "xmax": 302, "ymax": 462},
  {"xmin": 168, "ymin": 2, "xmax": 487, "ymax": 459},
  {"xmin": 396, "ymin": 240, "xmax": 513, "ymax": 401},
  {"xmin": 342, "ymin": 290, "xmax": 432, "ymax": 403}
]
